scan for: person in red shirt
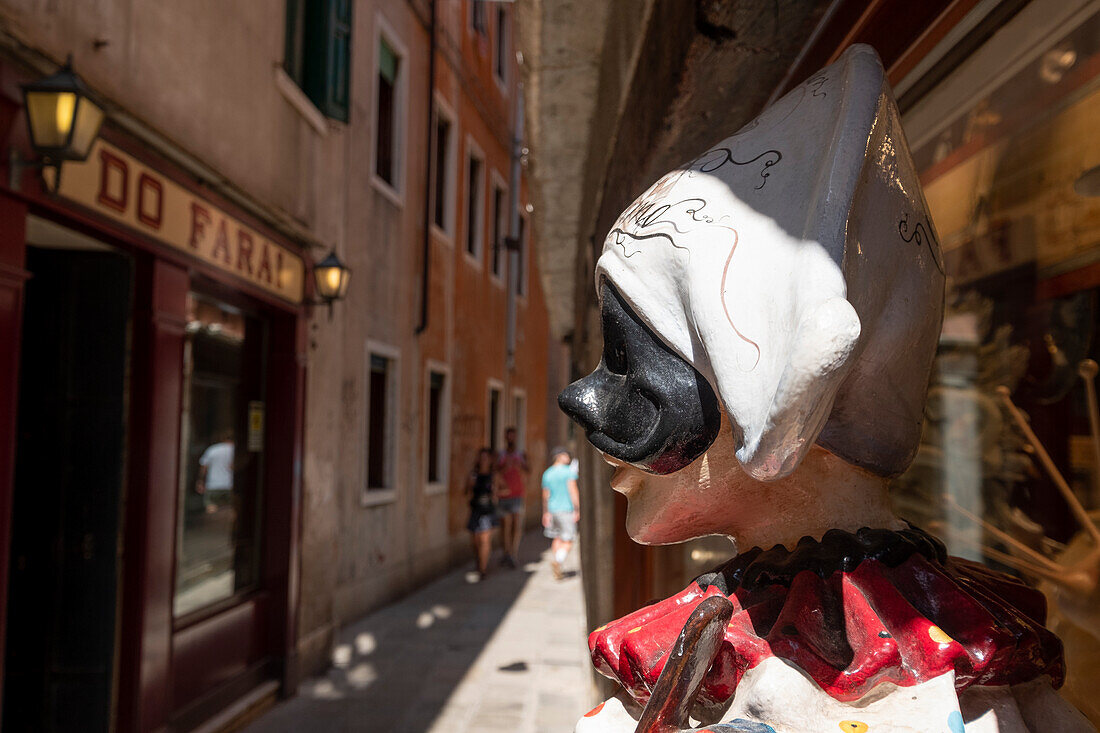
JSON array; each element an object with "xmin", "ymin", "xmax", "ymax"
[{"xmin": 495, "ymin": 426, "xmax": 529, "ymax": 567}]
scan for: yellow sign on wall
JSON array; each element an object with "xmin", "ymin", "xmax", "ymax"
[{"xmin": 53, "ymin": 140, "xmax": 305, "ymax": 304}]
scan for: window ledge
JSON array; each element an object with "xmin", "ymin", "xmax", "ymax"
[
  {"xmin": 274, "ymin": 65, "xmax": 330, "ymax": 137},
  {"xmin": 463, "ymin": 249, "xmax": 483, "ymax": 268},
  {"xmin": 361, "ymin": 488, "xmax": 397, "ymax": 507},
  {"xmin": 431, "ymin": 223, "xmax": 454, "ymax": 246},
  {"xmin": 371, "ymin": 175, "xmax": 404, "ymax": 208},
  {"xmin": 424, "ymin": 482, "xmax": 448, "ymax": 496}
]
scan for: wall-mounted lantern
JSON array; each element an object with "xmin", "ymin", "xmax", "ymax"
[
  {"xmin": 310, "ymin": 250, "xmax": 352, "ymax": 319},
  {"xmin": 11, "ymin": 56, "xmax": 106, "ymax": 193}
]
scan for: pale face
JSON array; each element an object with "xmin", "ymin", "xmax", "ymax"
[
  {"xmin": 608, "ymin": 417, "xmax": 897, "ymax": 549},
  {"xmin": 606, "ymin": 412, "xmax": 765, "ymax": 545}
]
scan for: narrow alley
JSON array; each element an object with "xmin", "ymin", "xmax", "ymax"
[{"xmin": 244, "ymin": 531, "xmax": 593, "ymax": 732}]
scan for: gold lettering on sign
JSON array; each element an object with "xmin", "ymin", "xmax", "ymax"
[
  {"xmin": 136, "ymin": 173, "xmax": 163, "ymax": 229},
  {"xmin": 189, "ymin": 202, "xmax": 211, "ymax": 251},
  {"xmin": 58, "ymin": 141, "xmax": 305, "ymax": 303}
]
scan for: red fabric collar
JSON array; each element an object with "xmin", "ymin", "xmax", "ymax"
[{"xmin": 589, "ymin": 528, "xmax": 1064, "ymax": 705}]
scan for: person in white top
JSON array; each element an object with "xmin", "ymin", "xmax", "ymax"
[{"xmin": 197, "ymin": 431, "xmax": 234, "ymax": 513}]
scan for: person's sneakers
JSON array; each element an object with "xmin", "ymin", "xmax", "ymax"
[
  {"xmin": 502, "ymin": 554, "xmax": 517, "ymax": 569},
  {"xmin": 551, "ymin": 560, "xmax": 564, "ymax": 580}
]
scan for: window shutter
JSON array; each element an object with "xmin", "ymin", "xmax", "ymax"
[
  {"xmin": 284, "ymin": 0, "xmax": 305, "ymax": 84},
  {"xmin": 301, "ymin": 0, "xmax": 352, "ymax": 123},
  {"xmin": 325, "ymin": 0, "xmax": 352, "ymax": 122}
]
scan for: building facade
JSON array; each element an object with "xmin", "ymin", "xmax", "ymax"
[
  {"xmin": 518, "ymin": 0, "xmax": 1100, "ymax": 721},
  {"xmin": 0, "ymin": 1, "xmax": 561, "ymax": 731}
]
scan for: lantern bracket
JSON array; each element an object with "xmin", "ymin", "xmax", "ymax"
[{"xmin": 8, "ymin": 147, "xmax": 62, "ymax": 194}]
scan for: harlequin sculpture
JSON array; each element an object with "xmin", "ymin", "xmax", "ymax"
[{"xmin": 558, "ymin": 46, "xmax": 1095, "ymax": 733}]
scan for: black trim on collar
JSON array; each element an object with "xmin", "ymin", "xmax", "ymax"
[{"xmin": 696, "ymin": 525, "xmax": 946, "ymax": 594}]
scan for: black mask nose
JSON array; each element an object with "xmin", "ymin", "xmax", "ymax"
[{"xmin": 558, "ymin": 282, "xmax": 720, "ymax": 474}]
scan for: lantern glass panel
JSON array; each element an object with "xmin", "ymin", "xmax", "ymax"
[
  {"xmin": 25, "ymin": 91, "xmax": 77, "ymax": 148},
  {"xmin": 336, "ymin": 268, "xmax": 351, "ymax": 299},
  {"xmin": 69, "ymin": 97, "xmax": 105, "ymax": 160},
  {"xmin": 317, "ymin": 266, "xmax": 343, "ymax": 299}
]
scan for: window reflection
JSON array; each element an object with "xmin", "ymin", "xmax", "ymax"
[
  {"xmin": 899, "ymin": 6, "xmax": 1100, "ymax": 720},
  {"xmin": 175, "ymin": 293, "xmax": 266, "ymax": 618}
]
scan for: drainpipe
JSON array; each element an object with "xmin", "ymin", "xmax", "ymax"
[
  {"xmin": 505, "ymin": 82, "xmax": 524, "ymax": 368},
  {"xmin": 416, "ymin": 0, "xmax": 437, "ymax": 335}
]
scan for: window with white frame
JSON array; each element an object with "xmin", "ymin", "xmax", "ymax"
[
  {"xmin": 465, "ymin": 142, "xmax": 485, "ymax": 262},
  {"xmin": 487, "ymin": 381, "xmax": 504, "ymax": 453},
  {"xmin": 490, "ymin": 176, "xmax": 506, "ymax": 279},
  {"xmin": 493, "ymin": 4, "xmax": 509, "ymax": 85},
  {"xmin": 365, "ymin": 345, "xmax": 399, "ymax": 493},
  {"xmin": 425, "ymin": 365, "xmax": 450, "ymax": 486},
  {"xmin": 513, "ymin": 214, "xmax": 528, "ymax": 297},
  {"xmin": 373, "ymin": 22, "xmax": 408, "ymax": 197},
  {"xmin": 431, "ymin": 98, "xmax": 457, "ymax": 236}
]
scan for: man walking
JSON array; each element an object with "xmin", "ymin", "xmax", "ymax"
[
  {"xmin": 496, "ymin": 426, "xmax": 529, "ymax": 567},
  {"xmin": 542, "ymin": 447, "xmax": 579, "ymax": 580}
]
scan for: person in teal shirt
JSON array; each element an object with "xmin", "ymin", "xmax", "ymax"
[{"xmin": 542, "ymin": 447, "xmax": 579, "ymax": 580}]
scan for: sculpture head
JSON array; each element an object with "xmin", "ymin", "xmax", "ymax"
[{"xmin": 559, "ymin": 45, "xmax": 946, "ymax": 546}]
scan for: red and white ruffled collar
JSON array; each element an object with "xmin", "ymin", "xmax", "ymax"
[{"xmin": 588, "ymin": 526, "xmax": 1064, "ymax": 706}]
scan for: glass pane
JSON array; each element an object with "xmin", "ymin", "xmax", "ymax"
[
  {"xmin": 175, "ymin": 293, "xmax": 266, "ymax": 618},
  {"xmin": 467, "ymin": 157, "xmax": 481, "ymax": 255},
  {"xmin": 428, "ymin": 373, "xmax": 444, "ymax": 482},
  {"xmin": 489, "ymin": 388, "xmax": 501, "ymax": 452},
  {"xmin": 25, "ymin": 91, "xmax": 76, "ymax": 148},
  {"xmin": 367, "ymin": 356, "xmax": 388, "ymax": 488},
  {"xmin": 434, "ymin": 117, "xmax": 450, "ymax": 228},
  {"xmin": 492, "ymin": 187, "xmax": 504, "ymax": 275},
  {"xmin": 897, "ymin": 7, "xmax": 1100, "ymax": 557},
  {"xmin": 379, "ymin": 39, "xmax": 398, "ymax": 84},
  {"xmin": 69, "ymin": 97, "xmax": 104, "ymax": 159},
  {"xmin": 376, "ymin": 76, "xmax": 395, "ymax": 184}
]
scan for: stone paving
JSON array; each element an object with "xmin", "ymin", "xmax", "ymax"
[{"xmin": 245, "ymin": 530, "xmax": 594, "ymax": 732}]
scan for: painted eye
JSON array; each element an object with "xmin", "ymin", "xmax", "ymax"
[{"xmin": 839, "ymin": 722, "xmax": 868, "ymax": 733}]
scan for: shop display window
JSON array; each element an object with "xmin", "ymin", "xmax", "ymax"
[
  {"xmin": 174, "ymin": 293, "xmax": 268, "ymax": 619},
  {"xmin": 897, "ymin": 3, "xmax": 1100, "ymax": 720}
]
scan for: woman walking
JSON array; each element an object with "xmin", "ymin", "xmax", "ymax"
[{"xmin": 466, "ymin": 448, "xmax": 501, "ymax": 580}]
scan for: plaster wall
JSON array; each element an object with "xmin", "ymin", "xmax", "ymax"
[{"xmin": 0, "ymin": 0, "xmax": 561, "ymax": 685}]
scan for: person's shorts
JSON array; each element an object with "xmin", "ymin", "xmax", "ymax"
[
  {"xmin": 544, "ymin": 512, "xmax": 577, "ymax": 541},
  {"xmin": 498, "ymin": 497, "xmax": 525, "ymax": 515},
  {"xmin": 468, "ymin": 512, "xmax": 498, "ymax": 533}
]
